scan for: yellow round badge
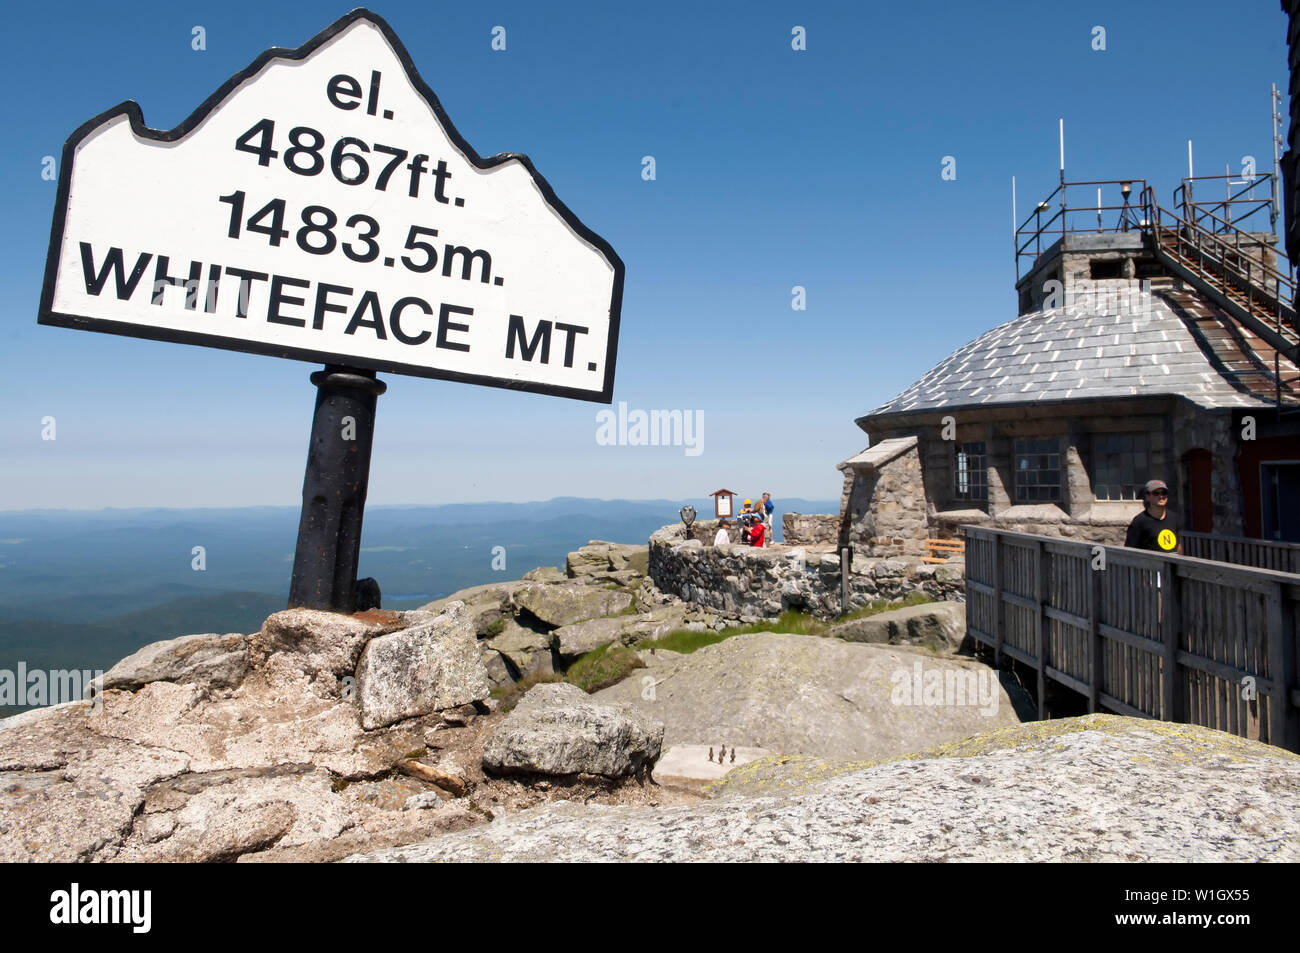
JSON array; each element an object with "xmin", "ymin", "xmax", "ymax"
[{"xmin": 1157, "ymin": 529, "xmax": 1177, "ymax": 551}]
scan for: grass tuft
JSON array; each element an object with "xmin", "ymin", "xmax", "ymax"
[
  {"xmin": 489, "ymin": 643, "xmax": 646, "ymax": 708},
  {"xmin": 564, "ymin": 642, "xmax": 646, "ymax": 693},
  {"xmin": 641, "ymin": 593, "xmax": 935, "ymax": 655}
]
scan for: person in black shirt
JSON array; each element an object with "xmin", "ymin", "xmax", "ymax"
[{"xmin": 1124, "ymin": 479, "xmax": 1181, "ymax": 553}]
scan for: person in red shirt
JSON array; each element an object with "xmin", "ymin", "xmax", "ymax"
[{"xmin": 749, "ymin": 518, "xmax": 765, "ymax": 547}]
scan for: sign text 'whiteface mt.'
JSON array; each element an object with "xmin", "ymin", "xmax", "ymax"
[{"xmin": 40, "ymin": 9, "xmax": 623, "ymax": 403}]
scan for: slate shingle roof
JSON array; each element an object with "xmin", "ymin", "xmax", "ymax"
[{"xmin": 865, "ymin": 292, "xmax": 1283, "ymax": 419}]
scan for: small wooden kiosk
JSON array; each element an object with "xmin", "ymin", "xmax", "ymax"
[{"xmin": 709, "ymin": 488, "xmax": 737, "ymax": 519}]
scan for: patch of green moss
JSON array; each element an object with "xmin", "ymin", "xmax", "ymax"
[
  {"xmin": 909, "ymin": 714, "xmax": 1300, "ymax": 764},
  {"xmin": 641, "ymin": 595, "xmax": 938, "ymax": 656},
  {"xmin": 564, "ymin": 642, "xmax": 645, "ymax": 693},
  {"xmin": 707, "ymin": 713, "xmax": 1300, "ymax": 798},
  {"xmin": 481, "ymin": 617, "xmax": 507, "ymax": 639}
]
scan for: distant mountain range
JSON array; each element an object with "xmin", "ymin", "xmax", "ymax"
[{"xmin": 0, "ymin": 497, "xmax": 838, "ymax": 715}]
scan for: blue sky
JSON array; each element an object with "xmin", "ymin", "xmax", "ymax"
[{"xmin": 0, "ymin": 0, "xmax": 1289, "ymax": 508}]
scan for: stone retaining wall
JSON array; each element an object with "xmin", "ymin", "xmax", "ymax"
[
  {"xmin": 648, "ymin": 523, "xmax": 963, "ymax": 622},
  {"xmin": 782, "ymin": 512, "xmax": 841, "ymax": 547}
]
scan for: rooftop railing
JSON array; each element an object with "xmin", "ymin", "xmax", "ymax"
[{"xmin": 1014, "ymin": 178, "xmax": 1148, "ymax": 281}]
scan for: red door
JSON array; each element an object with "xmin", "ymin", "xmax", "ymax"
[{"xmin": 1184, "ymin": 449, "xmax": 1213, "ymax": 533}]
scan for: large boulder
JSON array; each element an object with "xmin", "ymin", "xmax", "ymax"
[
  {"xmin": 550, "ymin": 616, "xmax": 628, "ymax": 658},
  {"xmin": 521, "ymin": 566, "xmax": 566, "ymax": 583},
  {"xmin": 355, "ymin": 602, "xmax": 492, "ymax": 730},
  {"xmin": 417, "ymin": 582, "xmax": 526, "ymax": 638},
  {"xmin": 594, "ymin": 633, "xmax": 1031, "ymax": 760},
  {"xmin": 618, "ymin": 605, "xmax": 691, "ymax": 644},
  {"xmin": 828, "ymin": 601, "xmax": 968, "ymax": 652},
  {"xmin": 486, "ymin": 620, "xmax": 555, "ymax": 678},
  {"xmin": 513, "ymin": 584, "xmax": 633, "ymax": 628},
  {"xmin": 565, "ymin": 542, "xmax": 649, "ymax": 579},
  {"xmin": 101, "ymin": 632, "xmax": 248, "ymax": 692},
  {"xmin": 480, "ymin": 647, "xmax": 515, "ymax": 689},
  {"xmin": 248, "ymin": 608, "xmax": 406, "ymax": 686},
  {"xmin": 349, "ymin": 716, "xmax": 1300, "ymax": 862},
  {"xmin": 609, "ymin": 546, "xmax": 650, "ymax": 576},
  {"xmin": 481, "ymin": 683, "xmax": 663, "ymax": 780},
  {"xmin": 0, "ymin": 606, "xmax": 491, "ymax": 863},
  {"xmin": 565, "ymin": 544, "xmax": 613, "ymax": 578}
]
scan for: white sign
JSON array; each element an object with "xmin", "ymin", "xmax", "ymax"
[{"xmin": 40, "ymin": 10, "xmax": 623, "ymax": 403}]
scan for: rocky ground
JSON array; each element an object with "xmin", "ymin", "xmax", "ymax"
[
  {"xmin": 350, "ymin": 717, "xmax": 1300, "ymax": 863},
  {"xmin": 0, "ymin": 541, "xmax": 725, "ymax": 863},
  {"xmin": 426, "ymin": 541, "xmax": 748, "ymax": 691},
  {"xmin": 4, "ymin": 539, "xmax": 1296, "ymax": 863},
  {"xmin": 596, "ymin": 632, "xmax": 1035, "ymax": 760}
]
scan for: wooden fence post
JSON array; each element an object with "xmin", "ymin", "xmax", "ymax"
[
  {"xmin": 1089, "ymin": 548, "xmax": 1102, "ymax": 713},
  {"xmin": 1035, "ymin": 539, "xmax": 1048, "ymax": 719},
  {"xmin": 991, "ymin": 534, "xmax": 1003, "ymax": 669},
  {"xmin": 840, "ymin": 547, "xmax": 851, "ymax": 617},
  {"xmin": 964, "ymin": 532, "xmax": 973, "ymax": 651},
  {"xmin": 1161, "ymin": 559, "xmax": 1182, "ymax": 724},
  {"xmin": 1266, "ymin": 580, "xmax": 1300, "ymax": 753}
]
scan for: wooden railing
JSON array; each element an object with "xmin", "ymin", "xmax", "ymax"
[
  {"xmin": 1182, "ymin": 531, "xmax": 1300, "ymax": 574},
  {"xmin": 964, "ymin": 526, "xmax": 1300, "ymax": 752}
]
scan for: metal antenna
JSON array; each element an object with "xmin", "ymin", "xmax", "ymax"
[
  {"xmin": 1011, "ymin": 175, "xmax": 1017, "ymax": 264},
  {"xmin": 1273, "ymin": 82, "xmax": 1284, "ymax": 236},
  {"xmin": 1059, "ymin": 118, "xmax": 1065, "ymax": 186}
]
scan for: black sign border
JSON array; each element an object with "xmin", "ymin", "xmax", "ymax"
[{"xmin": 38, "ymin": 7, "xmax": 623, "ymax": 404}]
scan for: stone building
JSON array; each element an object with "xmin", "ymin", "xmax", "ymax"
[{"xmin": 837, "ymin": 193, "xmax": 1300, "ymax": 556}]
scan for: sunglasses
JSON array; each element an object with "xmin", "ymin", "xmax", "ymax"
[{"xmin": 1148, "ymin": 490, "xmax": 1168, "ymax": 498}]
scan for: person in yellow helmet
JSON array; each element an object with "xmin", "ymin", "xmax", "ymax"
[{"xmin": 738, "ymin": 499, "xmax": 755, "ymax": 542}]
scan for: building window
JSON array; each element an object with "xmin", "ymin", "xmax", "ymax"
[
  {"xmin": 1093, "ymin": 433, "xmax": 1148, "ymax": 501},
  {"xmin": 1014, "ymin": 438, "xmax": 1061, "ymax": 502},
  {"xmin": 955, "ymin": 442, "xmax": 988, "ymax": 501},
  {"xmin": 1089, "ymin": 259, "xmax": 1125, "ymax": 279}
]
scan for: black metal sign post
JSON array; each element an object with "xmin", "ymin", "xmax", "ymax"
[{"xmin": 287, "ymin": 365, "xmax": 386, "ymax": 611}]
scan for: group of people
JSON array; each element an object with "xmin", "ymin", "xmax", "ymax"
[
  {"xmin": 704, "ymin": 481, "xmax": 1178, "ymax": 554},
  {"xmin": 714, "ymin": 493, "xmax": 774, "ymax": 547}
]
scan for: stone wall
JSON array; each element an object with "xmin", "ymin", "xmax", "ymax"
[
  {"xmin": 842, "ymin": 445, "xmax": 930, "ymax": 557},
  {"xmin": 648, "ymin": 523, "xmax": 963, "ymax": 622},
  {"xmin": 932, "ymin": 508, "xmax": 1134, "ymax": 546},
  {"xmin": 782, "ymin": 512, "xmax": 840, "ymax": 547}
]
